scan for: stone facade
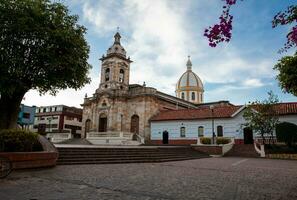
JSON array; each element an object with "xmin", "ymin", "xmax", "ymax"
[{"xmin": 81, "ymin": 32, "xmax": 196, "ymax": 142}]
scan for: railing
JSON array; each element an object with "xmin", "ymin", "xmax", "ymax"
[
  {"xmin": 46, "ymin": 132, "xmax": 72, "ymax": 143},
  {"xmin": 255, "ymin": 136, "xmax": 278, "ymax": 144},
  {"xmin": 87, "ymin": 132, "xmax": 133, "ymax": 139},
  {"xmin": 135, "ymin": 134, "xmax": 145, "ymax": 144},
  {"xmin": 222, "ymin": 137, "xmax": 235, "ymax": 155}
]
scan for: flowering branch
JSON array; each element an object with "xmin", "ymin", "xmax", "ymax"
[
  {"xmin": 272, "ymin": 5, "xmax": 297, "ymax": 53},
  {"xmin": 204, "ymin": 0, "xmax": 238, "ymax": 47}
]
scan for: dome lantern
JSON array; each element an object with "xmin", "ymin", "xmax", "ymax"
[{"xmin": 186, "ymin": 55, "xmax": 192, "ymax": 71}]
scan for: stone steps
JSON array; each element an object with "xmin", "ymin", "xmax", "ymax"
[
  {"xmin": 57, "ymin": 147, "xmax": 209, "ymax": 165},
  {"xmin": 224, "ymin": 144, "xmax": 259, "ymax": 158}
]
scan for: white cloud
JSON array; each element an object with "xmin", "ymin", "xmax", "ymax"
[
  {"xmin": 22, "ymin": 0, "xmax": 286, "ymax": 107},
  {"xmin": 243, "ymin": 78, "xmax": 265, "ymax": 87},
  {"xmin": 22, "ymin": 77, "xmax": 99, "ymax": 107}
]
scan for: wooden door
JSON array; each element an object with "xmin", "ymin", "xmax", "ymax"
[
  {"xmin": 99, "ymin": 116, "xmax": 107, "ymax": 132},
  {"xmin": 162, "ymin": 131, "xmax": 169, "ymax": 144},
  {"xmin": 244, "ymin": 127, "xmax": 253, "ymax": 144},
  {"xmin": 130, "ymin": 115, "xmax": 139, "ymax": 134}
]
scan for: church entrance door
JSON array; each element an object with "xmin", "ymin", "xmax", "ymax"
[
  {"xmin": 162, "ymin": 131, "xmax": 169, "ymax": 144},
  {"xmin": 99, "ymin": 114, "xmax": 107, "ymax": 132},
  {"xmin": 130, "ymin": 115, "xmax": 139, "ymax": 134},
  {"xmin": 243, "ymin": 127, "xmax": 253, "ymax": 144}
]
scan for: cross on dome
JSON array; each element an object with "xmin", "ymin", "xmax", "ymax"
[{"xmin": 187, "ymin": 55, "xmax": 192, "ymax": 71}]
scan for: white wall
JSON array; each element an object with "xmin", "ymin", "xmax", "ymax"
[{"xmin": 150, "ymin": 111, "xmax": 297, "ymax": 140}]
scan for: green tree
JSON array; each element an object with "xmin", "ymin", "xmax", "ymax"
[
  {"xmin": 274, "ymin": 52, "xmax": 297, "ymax": 96},
  {"xmin": 243, "ymin": 92, "xmax": 279, "ymax": 144},
  {"xmin": 276, "ymin": 122, "xmax": 297, "ymax": 147},
  {"xmin": 0, "ymin": 0, "xmax": 91, "ymax": 129}
]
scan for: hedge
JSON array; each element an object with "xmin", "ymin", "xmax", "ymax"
[
  {"xmin": 216, "ymin": 137, "xmax": 230, "ymax": 144},
  {"xmin": 200, "ymin": 137, "xmax": 211, "ymax": 144},
  {"xmin": 0, "ymin": 129, "xmax": 43, "ymax": 152}
]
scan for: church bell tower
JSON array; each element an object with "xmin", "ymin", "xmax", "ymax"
[{"xmin": 98, "ymin": 32, "xmax": 132, "ymax": 92}]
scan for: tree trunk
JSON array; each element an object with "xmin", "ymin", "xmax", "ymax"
[
  {"xmin": 261, "ymin": 133, "xmax": 266, "ymax": 145},
  {"xmin": 0, "ymin": 90, "xmax": 27, "ymax": 130}
]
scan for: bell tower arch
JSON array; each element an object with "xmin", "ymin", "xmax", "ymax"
[{"xmin": 98, "ymin": 32, "xmax": 132, "ymax": 92}]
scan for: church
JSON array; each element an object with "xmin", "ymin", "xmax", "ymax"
[
  {"xmin": 81, "ymin": 32, "xmax": 297, "ymax": 145},
  {"xmin": 81, "ymin": 32, "xmax": 202, "ymax": 142}
]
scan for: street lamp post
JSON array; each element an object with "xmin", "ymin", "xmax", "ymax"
[
  {"xmin": 210, "ymin": 105, "xmax": 215, "ymax": 144},
  {"xmin": 48, "ymin": 117, "xmax": 52, "ymax": 133}
]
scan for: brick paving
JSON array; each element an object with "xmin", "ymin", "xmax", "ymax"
[{"xmin": 0, "ymin": 157, "xmax": 297, "ymax": 200}]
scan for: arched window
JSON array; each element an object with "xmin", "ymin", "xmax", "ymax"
[
  {"xmin": 198, "ymin": 126, "xmax": 204, "ymax": 137},
  {"xmin": 181, "ymin": 92, "xmax": 185, "ymax": 100},
  {"xmin": 191, "ymin": 92, "xmax": 195, "ymax": 101},
  {"xmin": 119, "ymin": 69, "xmax": 124, "ymax": 82},
  {"xmin": 217, "ymin": 125, "xmax": 223, "ymax": 137},
  {"xmin": 105, "ymin": 68, "xmax": 110, "ymax": 81},
  {"xmin": 180, "ymin": 127, "xmax": 186, "ymax": 137},
  {"xmin": 102, "ymin": 101, "xmax": 107, "ymax": 107}
]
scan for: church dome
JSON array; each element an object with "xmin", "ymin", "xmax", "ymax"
[
  {"xmin": 106, "ymin": 32, "xmax": 127, "ymax": 57},
  {"xmin": 176, "ymin": 56, "xmax": 204, "ymax": 104}
]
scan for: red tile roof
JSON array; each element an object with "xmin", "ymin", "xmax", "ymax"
[
  {"xmin": 150, "ymin": 102, "xmax": 297, "ymax": 121},
  {"xmin": 273, "ymin": 102, "xmax": 297, "ymax": 115},
  {"xmin": 150, "ymin": 105, "xmax": 241, "ymax": 121}
]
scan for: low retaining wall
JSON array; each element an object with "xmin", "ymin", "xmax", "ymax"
[
  {"xmin": 191, "ymin": 145, "xmax": 223, "ymax": 155},
  {"xmin": 150, "ymin": 140, "xmax": 197, "ymax": 145},
  {"xmin": 0, "ymin": 152, "xmax": 58, "ymax": 169},
  {"xmin": 266, "ymin": 154, "xmax": 297, "ymax": 160},
  {"xmin": 0, "ymin": 135, "xmax": 58, "ymax": 169}
]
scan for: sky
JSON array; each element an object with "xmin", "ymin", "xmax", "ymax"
[{"xmin": 22, "ymin": 0, "xmax": 297, "ymax": 108}]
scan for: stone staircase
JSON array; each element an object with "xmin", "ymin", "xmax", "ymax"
[
  {"xmin": 224, "ymin": 144, "xmax": 260, "ymax": 158},
  {"xmin": 58, "ymin": 138, "xmax": 92, "ymax": 145},
  {"xmin": 57, "ymin": 146, "xmax": 209, "ymax": 165}
]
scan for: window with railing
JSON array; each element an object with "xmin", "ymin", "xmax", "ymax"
[
  {"xmin": 198, "ymin": 126, "xmax": 204, "ymax": 137},
  {"xmin": 217, "ymin": 125, "xmax": 223, "ymax": 137},
  {"xmin": 180, "ymin": 127, "xmax": 186, "ymax": 137}
]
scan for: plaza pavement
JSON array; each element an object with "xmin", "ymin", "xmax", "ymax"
[{"xmin": 0, "ymin": 157, "xmax": 296, "ymax": 200}]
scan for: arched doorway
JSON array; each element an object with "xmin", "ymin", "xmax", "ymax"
[
  {"xmin": 85, "ymin": 119, "xmax": 91, "ymax": 137},
  {"xmin": 243, "ymin": 127, "xmax": 253, "ymax": 144},
  {"xmin": 99, "ymin": 113, "xmax": 107, "ymax": 132},
  {"xmin": 162, "ymin": 130, "xmax": 169, "ymax": 144},
  {"xmin": 130, "ymin": 115, "xmax": 139, "ymax": 134}
]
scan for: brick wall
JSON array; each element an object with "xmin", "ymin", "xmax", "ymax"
[{"xmin": 192, "ymin": 145, "xmax": 222, "ymax": 155}]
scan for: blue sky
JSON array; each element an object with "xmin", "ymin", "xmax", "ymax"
[{"xmin": 23, "ymin": 0, "xmax": 297, "ymax": 107}]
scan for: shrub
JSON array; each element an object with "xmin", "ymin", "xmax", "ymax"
[
  {"xmin": 276, "ymin": 122, "xmax": 297, "ymax": 147},
  {"xmin": 265, "ymin": 144, "xmax": 297, "ymax": 154},
  {"xmin": 0, "ymin": 129, "xmax": 43, "ymax": 152},
  {"xmin": 216, "ymin": 137, "xmax": 231, "ymax": 144},
  {"xmin": 200, "ymin": 137, "xmax": 211, "ymax": 144}
]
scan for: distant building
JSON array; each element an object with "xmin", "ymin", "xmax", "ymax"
[
  {"xmin": 17, "ymin": 104, "xmax": 36, "ymax": 129},
  {"xmin": 33, "ymin": 105, "xmax": 83, "ymax": 137}
]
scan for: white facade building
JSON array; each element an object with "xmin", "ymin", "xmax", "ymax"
[{"xmin": 150, "ymin": 103, "xmax": 297, "ymax": 145}]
